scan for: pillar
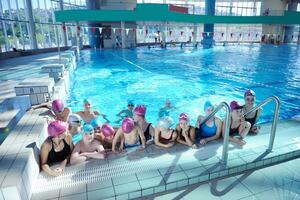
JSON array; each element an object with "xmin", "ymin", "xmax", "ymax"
[
  {"xmin": 86, "ymin": 0, "xmax": 101, "ymax": 48},
  {"xmin": 193, "ymin": 25, "xmax": 197, "ymax": 44},
  {"xmin": 26, "ymin": 0, "xmax": 37, "ymax": 49},
  {"xmin": 59, "ymin": 0, "xmax": 68, "ymax": 47},
  {"xmin": 121, "ymin": 22, "xmax": 126, "ymax": 48},
  {"xmin": 284, "ymin": 0, "xmax": 298, "ymax": 43},
  {"xmin": 201, "ymin": 0, "xmax": 215, "ymax": 48}
]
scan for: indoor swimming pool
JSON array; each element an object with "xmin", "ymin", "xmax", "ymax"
[{"xmin": 67, "ymin": 44, "xmax": 300, "ymax": 126}]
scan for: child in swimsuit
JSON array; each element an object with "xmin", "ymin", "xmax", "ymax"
[
  {"xmin": 68, "ymin": 113, "xmax": 83, "ymax": 145},
  {"xmin": 242, "ymin": 89, "xmax": 262, "ymax": 134},
  {"xmin": 155, "ymin": 116, "xmax": 177, "ymax": 148},
  {"xmin": 115, "ymin": 100, "xmax": 134, "ymax": 124},
  {"xmin": 76, "ymin": 99, "xmax": 109, "ymax": 132},
  {"xmin": 195, "ymin": 101, "xmax": 222, "ymax": 145},
  {"xmin": 133, "ymin": 105, "xmax": 155, "ymax": 144},
  {"xmin": 176, "ymin": 113, "xmax": 197, "ymax": 149},
  {"xmin": 226, "ymin": 101, "xmax": 251, "ymax": 146},
  {"xmin": 70, "ymin": 124, "xmax": 106, "ymax": 165},
  {"xmin": 158, "ymin": 99, "xmax": 176, "ymax": 118},
  {"xmin": 112, "ymin": 117, "xmax": 146, "ymax": 153},
  {"xmin": 96, "ymin": 123, "xmax": 117, "ymax": 150}
]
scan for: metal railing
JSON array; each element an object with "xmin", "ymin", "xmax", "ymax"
[
  {"xmin": 199, "ymin": 102, "xmax": 231, "ymax": 165},
  {"xmin": 243, "ymin": 95, "xmax": 280, "ymax": 152},
  {"xmin": 199, "ymin": 96, "xmax": 280, "ymax": 166}
]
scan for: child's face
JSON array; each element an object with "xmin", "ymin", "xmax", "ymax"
[
  {"xmin": 232, "ymin": 109, "xmax": 243, "ymax": 119},
  {"xmin": 179, "ymin": 120, "xmax": 189, "ymax": 130},
  {"xmin": 83, "ymin": 131, "xmax": 94, "ymax": 142},
  {"xmin": 205, "ymin": 106, "xmax": 214, "ymax": 115},
  {"xmin": 133, "ymin": 113, "xmax": 143, "ymax": 122},
  {"xmin": 127, "ymin": 104, "xmax": 134, "ymax": 111},
  {"xmin": 84, "ymin": 103, "xmax": 91, "ymax": 111},
  {"xmin": 245, "ymin": 96, "xmax": 255, "ymax": 107}
]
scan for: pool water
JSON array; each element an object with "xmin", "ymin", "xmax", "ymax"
[{"xmin": 67, "ymin": 44, "xmax": 300, "ymax": 127}]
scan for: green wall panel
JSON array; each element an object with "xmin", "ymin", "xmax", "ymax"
[{"xmin": 54, "ymin": 4, "xmax": 300, "ymax": 25}]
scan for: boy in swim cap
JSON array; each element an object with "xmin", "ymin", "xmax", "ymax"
[
  {"xmin": 70, "ymin": 124, "xmax": 105, "ymax": 165},
  {"xmin": 176, "ymin": 113, "xmax": 197, "ymax": 149},
  {"xmin": 158, "ymin": 99, "xmax": 176, "ymax": 118},
  {"xmin": 68, "ymin": 113, "xmax": 83, "ymax": 145},
  {"xmin": 31, "ymin": 99, "xmax": 70, "ymax": 122},
  {"xmin": 76, "ymin": 99, "xmax": 109, "ymax": 132},
  {"xmin": 115, "ymin": 100, "xmax": 134, "ymax": 124},
  {"xmin": 112, "ymin": 117, "xmax": 146, "ymax": 153}
]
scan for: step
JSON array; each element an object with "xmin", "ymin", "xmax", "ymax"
[{"xmin": 31, "ymin": 120, "xmax": 300, "ymax": 200}]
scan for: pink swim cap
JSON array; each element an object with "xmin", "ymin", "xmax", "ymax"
[
  {"xmin": 52, "ymin": 99, "xmax": 64, "ymax": 113},
  {"xmin": 48, "ymin": 120, "xmax": 68, "ymax": 137},
  {"xmin": 134, "ymin": 105, "xmax": 146, "ymax": 116},
  {"xmin": 101, "ymin": 124, "xmax": 115, "ymax": 138},
  {"xmin": 179, "ymin": 113, "xmax": 190, "ymax": 122},
  {"xmin": 122, "ymin": 117, "xmax": 135, "ymax": 134}
]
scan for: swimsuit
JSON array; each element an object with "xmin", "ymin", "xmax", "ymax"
[
  {"xmin": 139, "ymin": 123, "xmax": 152, "ymax": 144},
  {"xmin": 125, "ymin": 139, "xmax": 140, "ymax": 148},
  {"xmin": 196, "ymin": 119, "xmax": 217, "ymax": 141},
  {"xmin": 159, "ymin": 130, "xmax": 176, "ymax": 144},
  {"xmin": 245, "ymin": 110, "xmax": 258, "ymax": 127},
  {"xmin": 47, "ymin": 138, "xmax": 71, "ymax": 163},
  {"xmin": 229, "ymin": 118, "xmax": 241, "ymax": 137},
  {"xmin": 179, "ymin": 126, "xmax": 191, "ymax": 141}
]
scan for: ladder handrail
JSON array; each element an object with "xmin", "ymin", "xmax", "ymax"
[
  {"xmin": 198, "ymin": 102, "xmax": 231, "ymax": 165},
  {"xmin": 243, "ymin": 95, "xmax": 280, "ymax": 152}
]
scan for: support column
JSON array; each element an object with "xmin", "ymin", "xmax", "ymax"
[
  {"xmin": 26, "ymin": 0, "xmax": 37, "ymax": 49},
  {"xmin": 193, "ymin": 25, "xmax": 197, "ymax": 44},
  {"xmin": 121, "ymin": 21, "xmax": 126, "ymax": 48},
  {"xmin": 161, "ymin": 23, "xmax": 166, "ymax": 46},
  {"xmin": 86, "ymin": 0, "xmax": 101, "ymax": 48},
  {"xmin": 284, "ymin": 0, "xmax": 298, "ymax": 43},
  {"xmin": 59, "ymin": 0, "xmax": 68, "ymax": 47},
  {"xmin": 201, "ymin": 0, "xmax": 215, "ymax": 48}
]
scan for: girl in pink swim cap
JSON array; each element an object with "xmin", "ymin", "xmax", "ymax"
[
  {"xmin": 133, "ymin": 105, "xmax": 155, "ymax": 144},
  {"xmin": 242, "ymin": 89, "xmax": 262, "ymax": 134},
  {"xmin": 31, "ymin": 99, "xmax": 70, "ymax": 122},
  {"xmin": 112, "ymin": 117, "xmax": 146, "ymax": 153},
  {"xmin": 40, "ymin": 120, "xmax": 73, "ymax": 177},
  {"xmin": 176, "ymin": 113, "xmax": 197, "ymax": 149},
  {"xmin": 227, "ymin": 101, "xmax": 251, "ymax": 146},
  {"xmin": 95, "ymin": 123, "xmax": 118, "ymax": 150}
]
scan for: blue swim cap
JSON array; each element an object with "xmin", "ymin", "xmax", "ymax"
[
  {"xmin": 83, "ymin": 99, "xmax": 91, "ymax": 105},
  {"xmin": 127, "ymin": 100, "xmax": 134, "ymax": 105},
  {"xmin": 83, "ymin": 124, "xmax": 94, "ymax": 134},
  {"xmin": 204, "ymin": 100, "xmax": 214, "ymax": 111}
]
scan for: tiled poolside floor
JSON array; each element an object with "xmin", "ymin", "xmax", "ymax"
[{"xmin": 30, "ymin": 120, "xmax": 300, "ymax": 200}]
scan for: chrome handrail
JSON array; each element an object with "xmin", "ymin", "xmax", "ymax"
[
  {"xmin": 199, "ymin": 102, "xmax": 231, "ymax": 165},
  {"xmin": 243, "ymin": 95, "xmax": 280, "ymax": 152}
]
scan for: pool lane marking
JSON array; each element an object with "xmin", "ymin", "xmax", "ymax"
[{"xmin": 111, "ymin": 53, "xmax": 154, "ymax": 74}]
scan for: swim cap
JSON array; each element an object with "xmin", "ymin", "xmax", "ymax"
[
  {"xmin": 52, "ymin": 99, "xmax": 64, "ymax": 113},
  {"xmin": 68, "ymin": 114, "xmax": 82, "ymax": 125},
  {"xmin": 179, "ymin": 113, "xmax": 189, "ymax": 122},
  {"xmin": 244, "ymin": 89, "xmax": 256, "ymax": 98},
  {"xmin": 83, "ymin": 99, "xmax": 91, "ymax": 105},
  {"xmin": 166, "ymin": 99, "xmax": 171, "ymax": 104},
  {"xmin": 134, "ymin": 105, "xmax": 146, "ymax": 116},
  {"xmin": 48, "ymin": 120, "xmax": 68, "ymax": 137},
  {"xmin": 83, "ymin": 124, "xmax": 94, "ymax": 134},
  {"xmin": 204, "ymin": 100, "xmax": 214, "ymax": 111},
  {"xmin": 127, "ymin": 100, "xmax": 134, "ymax": 106},
  {"xmin": 101, "ymin": 124, "xmax": 115, "ymax": 138},
  {"xmin": 230, "ymin": 101, "xmax": 243, "ymax": 111},
  {"xmin": 157, "ymin": 116, "xmax": 174, "ymax": 129},
  {"xmin": 122, "ymin": 117, "xmax": 135, "ymax": 134}
]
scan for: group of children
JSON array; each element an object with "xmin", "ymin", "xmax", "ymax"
[{"xmin": 37, "ymin": 89, "xmax": 261, "ymax": 177}]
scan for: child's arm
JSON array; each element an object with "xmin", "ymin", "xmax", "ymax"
[{"xmin": 70, "ymin": 143, "xmax": 87, "ymax": 165}]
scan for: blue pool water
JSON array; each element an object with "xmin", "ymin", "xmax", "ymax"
[{"xmin": 67, "ymin": 45, "xmax": 300, "ymax": 127}]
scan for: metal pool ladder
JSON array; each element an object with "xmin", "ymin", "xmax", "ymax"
[{"xmin": 199, "ymin": 95, "xmax": 280, "ymax": 166}]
